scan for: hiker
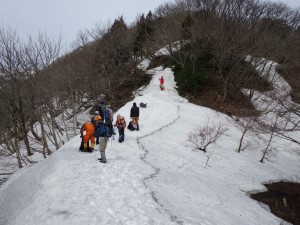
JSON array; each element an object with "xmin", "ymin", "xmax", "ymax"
[
  {"xmin": 130, "ymin": 102, "xmax": 140, "ymax": 131},
  {"xmin": 94, "ymin": 116, "xmax": 113, "ymax": 163},
  {"xmin": 80, "ymin": 115, "xmax": 101, "ymax": 152},
  {"xmin": 79, "ymin": 124, "xmax": 90, "ymax": 151},
  {"xmin": 159, "ymin": 76, "xmax": 165, "ymax": 91},
  {"xmin": 114, "ymin": 114, "xmax": 126, "ymax": 142}
]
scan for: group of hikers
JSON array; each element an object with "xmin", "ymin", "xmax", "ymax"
[
  {"xmin": 79, "ymin": 94, "xmax": 140, "ymax": 163},
  {"xmin": 79, "ymin": 77, "xmax": 165, "ymax": 164}
]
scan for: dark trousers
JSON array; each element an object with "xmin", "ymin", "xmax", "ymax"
[{"xmin": 118, "ymin": 128, "xmax": 125, "ymax": 142}]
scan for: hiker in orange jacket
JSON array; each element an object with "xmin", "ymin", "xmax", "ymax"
[{"xmin": 80, "ymin": 115, "xmax": 101, "ymax": 152}]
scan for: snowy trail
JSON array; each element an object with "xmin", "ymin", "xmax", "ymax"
[{"xmin": 138, "ymin": 104, "xmax": 182, "ymax": 225}]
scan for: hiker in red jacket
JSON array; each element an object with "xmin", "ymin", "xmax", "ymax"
[
  {"xmin": 159, "ymin": 76, "xmax": 165, "ymax": 91},
  {"xmin": 114, "ymin": 114, "xmax": 126, "ymax": 143}
]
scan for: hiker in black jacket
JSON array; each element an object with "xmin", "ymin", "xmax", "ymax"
[{"xmin": 130, "ymin": 102, "xmax": 140, "ymax": 131}]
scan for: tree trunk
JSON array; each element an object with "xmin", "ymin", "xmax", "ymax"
[
  {"xmin": 38, "ymin": 113, "xmax": 52, "ymax": 156},
  {"xmin": 14, "ymin": 138, "xmax": 23, "ymax": 169},
  {"xmin": 21, "ymin": 118, "xmax": 32, "ymax": 156},
  {"xmin": 237, "ymin": 129, "xmax": 247, "ymax": 153},
  {"xmin": 260, "ymin": 131, "xmax": 274, "ymax": 163}
]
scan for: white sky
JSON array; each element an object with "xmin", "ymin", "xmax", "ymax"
[
  {"xmin": 0, "ymin": 0, "xmax": 176, "ymax": 49},
  {"xmin": 1, "ymin": 0, "xmax": 299, "ymax": 50},
  {"xmin": 0, "ymin": 46, "xmax": 299, "ymax": 225}
]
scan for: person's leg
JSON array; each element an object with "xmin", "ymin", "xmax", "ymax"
[
  {"xmin": 135, "ymin": 118, "xmax": 139, "ymax": 131},
  {"xmin": 118, "ymin": 128, "xmax": 122, "ymax": 142},
  {"xmin": 90, "ymin": 134, "xmax": 95, "ymax": 150},
  {"xmin": 79, "ymin": 137, "xmax": 84, "ymax": 150},
  {"xmin": 84, "ymin": 131, "xmax": 93, "ymax": 150},
  {"xmin": 99, "ymin": 137, "xmax": 108, "ymax": 163},
  {"xmin": 120, "ymin": 128, "xmax": 124, "ymax": 142},
  {"xmin": 83, "ymin": 135, "xmax": 90, "ymax": 150}
]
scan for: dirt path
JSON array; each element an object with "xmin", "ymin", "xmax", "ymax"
[{"xmin": 251, "ymin": 181, "xmax": 300, "ymax": 225}]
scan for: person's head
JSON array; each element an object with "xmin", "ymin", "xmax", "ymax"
[
  {"xmin": 94, "ymin": 115, "xmax": 102, "ymax": 121},
  {"xmin": 133, "ymin": 102, "xmax": 136, "ymax": 106}
]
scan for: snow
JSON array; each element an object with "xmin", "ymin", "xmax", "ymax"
[{"xmin": 0, "ymin": 54, "xmax": 300, "ymax": 225}]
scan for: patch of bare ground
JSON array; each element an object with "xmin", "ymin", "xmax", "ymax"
[
  {"xmin": 183, "ymin": 74, "xmax": 271, "ymax": 117},
  {"xmin": 148, "ymin": 55, "xmax": 172, "ymax": 70},
  {"xmin": 184, "ymin": 84, "xmax": 258, "ymax": 117},
  {"xmin": 251, "ymin": 181, "xmax": 300, "ymax": 225},
  {"xmin": 277, "ymin": 64, "xmax": 300, "ymax": 104}
]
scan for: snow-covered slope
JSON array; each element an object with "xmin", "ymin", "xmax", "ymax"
[{"xmin": 0, "ymin": 58, "xmax": 299, "ymax": 225}]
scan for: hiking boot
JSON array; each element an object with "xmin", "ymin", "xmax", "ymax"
[
  {"xmin": 99, "ymin": 159, "xmax": 107, "ymax": 163},
  {"xmin": 99, "ymin": 152, "xmax": 107, "ymax": 163},
  {"xmin": 98, "ymin": 158, "xmax": 107, "ymax": 163}
]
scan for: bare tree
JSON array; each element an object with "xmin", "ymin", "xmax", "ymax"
[
  {"xmin": 189, "ymin": 121, "xmax": 228, "ymax": 168},
  {"xmin": 0, "ymin": 27, "xmax": 33, "ymax": 162},
  {"xmin": 234, "ymin": 115, "xmax": 257, "ymax": 153}
]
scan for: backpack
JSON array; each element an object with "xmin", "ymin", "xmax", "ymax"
[
  {"xmin": 127, "ymin": 121, "xmax": 136, "ymax": 131},
  {"xmin": 104, "ymin": 108, "xmax": 110, "ymax": 121},
  {"xmin": 117, "ymin": 117, "xmax": 126, "ymax": 128},
  {"xmin": 94, "ymin": 122, "xmax": 113, "ymax": 138}
]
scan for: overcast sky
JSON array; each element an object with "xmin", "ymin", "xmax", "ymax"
[{"xmin": 1, "ymin": 0, "xmax": 299, "ymax": 50}]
